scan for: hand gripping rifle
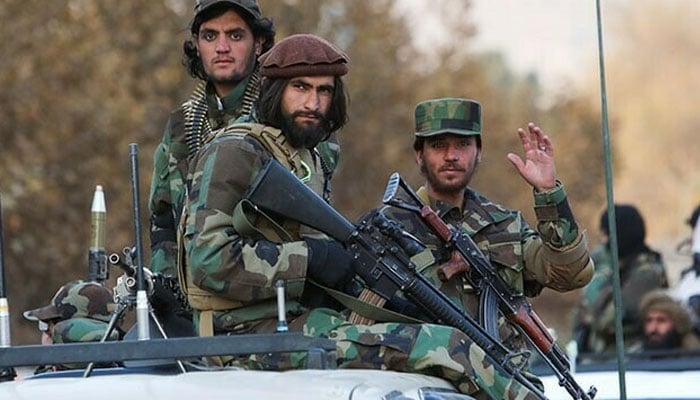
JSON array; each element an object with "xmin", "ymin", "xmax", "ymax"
[
  {"xmin": 243, "ymin": 159, "xmax": 548, "ymax": 400},
  {"xmin": 381, "ymin": 173, "xmax": 597, "ymax": 400}
]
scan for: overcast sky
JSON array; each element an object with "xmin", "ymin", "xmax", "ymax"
[{"xmin": 399, "ymin": 1, "xmax": 619, "ymax": 93}]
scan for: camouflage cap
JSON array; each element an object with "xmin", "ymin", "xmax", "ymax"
[
  {"xmin": 52, "ymin": 317, "xmax": 119, "ymax": 344},
  {"xmin": 414, "ymin": 98, "xmax": 482, "ymax": 138},
  {"xmin": 23, "ymin": 280, "xmax": 114, "ymax": 323},
  {"xmin": 193, "ymin": 0, "xmax": 261, "ymax": 20}
]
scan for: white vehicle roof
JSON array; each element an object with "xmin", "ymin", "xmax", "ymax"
[
  {"xmin": 541, "ymin": 369, "xmax": 700, "ymax": 400},
  {"xmin": 0, "ymin": 368, "xmax": 467, "ymax": 400}
]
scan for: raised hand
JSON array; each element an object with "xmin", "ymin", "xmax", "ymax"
[{"xmin": 506, "ymin": 122, "xmax": 556, "ymax": 192}]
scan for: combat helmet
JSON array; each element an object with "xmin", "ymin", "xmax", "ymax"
[
  {"xmin": 414, "ymin": 97, "xmax": 482, "ymax": 142},
  {"xmin": 23, "ymin": 280, "xmax": 114, "ymax": 323}
]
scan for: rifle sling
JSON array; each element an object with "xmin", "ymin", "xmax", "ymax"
[
  {"xmin": 233, "ymin": 199, "xmax": 293, "ymax": 243},
  {"xmin": 310, "ymin": 281, "xmax": 424, "ymax": 325}
]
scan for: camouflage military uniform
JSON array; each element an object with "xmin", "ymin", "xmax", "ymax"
[
  {"xmin": 181, "ymin": 123, "xmax": 548, "ymax": 398},
  {"xmin": 23, "ymin": 280, "xmax": 120, "ymax": 372},
  {"xmin": 149, "ymin": 76, "xmax": 261, "ymax": 277},
  {"xmin": 358, "ymin": 98, "xmax": 593, "ymax": 398},
  {"xmin": 149, "ymin": 79, "xmax": 342, "ymax": 277},
  {"xmin": 378, "ymin": 178, "xmax": 592, "ymax": 336},
  {"xmin": 578, "ymin": 248, "xmax": 667, "ymax": 353},
  {"xmin": 148, "ymin": 0, "xmax": 342, "ymax": 277},
  {"xmin": 182, "ymin": 123, "xmax": 327, "ymax": 334},
  {"xmin": 574, "ymin": 204, "xmax": 668, "ymax": 354}
]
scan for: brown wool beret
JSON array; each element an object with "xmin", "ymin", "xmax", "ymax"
[{"xmin": 259, "ymin": 34, "xmax": 349, "ymax": 78}]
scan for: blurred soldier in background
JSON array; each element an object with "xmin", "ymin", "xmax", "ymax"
[
  {"xmin": 673, "ymin": 204, "xmax": 700, "ymax": 336},
  {"xmin": 23, "ymin": 280, "xmax": 121, "ymax": 372},
  {"xmin": 680, "ymin": 204, "xmax": 700, "ymax": 277},
  {"xmin": 632, "ymin": 290, "xmax": 700, "ymax": 352},
  {"xmin": 573, "ymin": 204, "xmax": 668, "ymax": 355}
]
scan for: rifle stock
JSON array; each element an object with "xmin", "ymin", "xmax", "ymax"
[
  {"xmin": 382, "ymin": 172, "xmax": 596, "ymax": 400},
  {"xmin": 244, "ymin": 159, "xmax": 549, "ymax": 400},
  {"xmin": 245, "ymin": 160, "xmax": 355, "ymax": 242}
]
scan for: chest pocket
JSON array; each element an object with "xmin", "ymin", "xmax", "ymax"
[{"xmin": 478, "ymin": 231, "xmax": 525, "ymax": 295}]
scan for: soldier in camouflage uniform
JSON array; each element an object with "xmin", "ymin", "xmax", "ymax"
[
  {"xmin": 182, "ymin": 33, "xmax": 355, "ymax": 337},
  {"xmin": 370, "ymin": 98, "xmax": 594, "ymax": 397},
  {"xmin": 632, "ymin": 290, "xmax": 700, "ymax": 351},
  {"xmin": 574, "ymin": 204, "xmax": 668, "ymax": 355},
  {"xmin": 23, "ymin": 280, "xmax": 120, "ymax": 372},
  {"xmin": 149, "ymin": 0, "xmax": 275, "ymax": 277},
  {"xmin": 149, "ymin": 1, "xmax": 344, "ymax": 277},
  {"xmin": 182, "ymin": 38, "xmax": 551, "ymax": 399}
]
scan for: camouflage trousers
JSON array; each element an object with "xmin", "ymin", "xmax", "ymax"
[{"xmin": 233, "ymin": 308, "xmax": 541, "ymax": 400}]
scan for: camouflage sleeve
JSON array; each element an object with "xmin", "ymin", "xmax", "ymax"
[
  {"xmin": 184, "ymin": 135, "xmax": 309, "ymax": 303},
  {"xmin": 148, "ymin": 112, "xmax": 182, "ymax": 277},
  {"xmin": 522, "ymin": 181, "xmax": 594, "ymax": 292}
]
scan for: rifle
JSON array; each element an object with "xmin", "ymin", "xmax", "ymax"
[
  {"xmin": 381, "ymin": 172, "xmax": 597, "ymax": 400},
  {"xmin": 243, "ymin": 159, "xmax": 548, "ymax": 400}
]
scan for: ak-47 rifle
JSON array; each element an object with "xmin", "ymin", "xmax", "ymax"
[
  {"xmin": 381, "ymin": 172, "xmax": 597, "ymax": 400},
  {"xmin": 243, "ymin": 159, "xmax": 548, "ymax": 400}
]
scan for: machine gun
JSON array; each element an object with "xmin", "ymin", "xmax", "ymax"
[
  {"xmin": 379, "ymin": 173, "xmax": 596, "ymax": 400},
  {"xmin": 243, "ymin": 159, "xmax": 548, "ymax": 400}
]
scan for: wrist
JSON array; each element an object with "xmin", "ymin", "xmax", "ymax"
[{"xmin": 533, "ymin": 180, "xmax": 566, "ymax": 206}]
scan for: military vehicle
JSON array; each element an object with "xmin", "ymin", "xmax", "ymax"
[
  {"xmin": 0, "ymin": 333, "xmax": 475, "ymax": 400},
  {"xmin": 0, "ymin": 146, "xmax": 479, "ymax": 400}
]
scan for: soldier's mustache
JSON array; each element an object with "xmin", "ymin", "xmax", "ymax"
[
  {"xmin": 292, "ymin": 110, "xmax": 324, "ymax": 120},
  {"xmin": 439, "ymin": 163, "xmax": 465, "ymax": 172}
]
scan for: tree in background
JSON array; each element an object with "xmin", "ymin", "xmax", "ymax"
[
  {"xmin": 0, "ymin": 0, "xmax": 190, "ymax": 343},
  {"xmin": 0, "ymin": 0, "xmax": 603, "ymax": 344},
  {"xmin": 602, "ymin": 0, "xmax": 700, "ymax": 239}
]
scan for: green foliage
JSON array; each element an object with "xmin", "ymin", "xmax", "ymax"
[{"xmin": 0, "ymin": 0, "xmax": 603, "ymax": 344}]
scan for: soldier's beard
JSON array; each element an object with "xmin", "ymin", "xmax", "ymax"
[
  {"xmin": 282, "ymin": 111, "xmax": 331, "ymax": 149},
  {"xmin": 420, "ymin": 158, "xmax": 478, "ymax": 197},
  {"xmin": 644, "ymin": 330, "xmax": 683, "ymax": 350}
]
